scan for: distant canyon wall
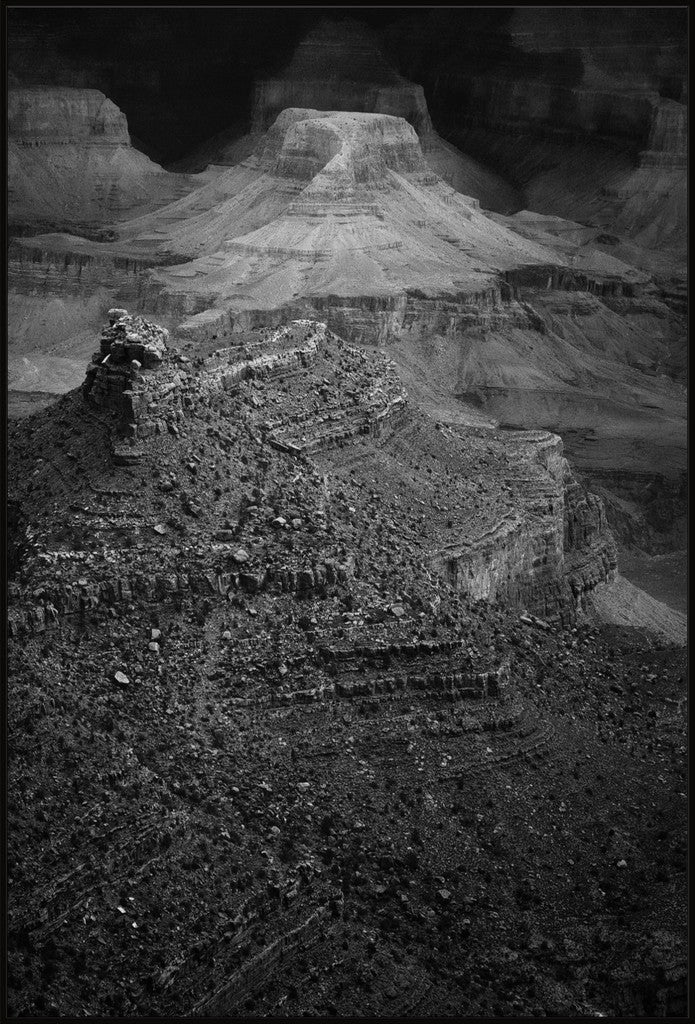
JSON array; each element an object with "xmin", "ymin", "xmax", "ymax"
[
  {"xmin": 7, "ymin": 8, "xmax": 685, "ymax": 165},
  {"xmin": 8, "ymin": 87, "xmax": 194, "ymax": 233},
  {"xmin": 9, "ymin": 87, "xmax": 130, "ymax": 144}
]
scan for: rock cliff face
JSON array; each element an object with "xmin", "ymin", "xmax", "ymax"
[
  {"xmin": 257, "ymin": 107, "xmax": 428, "ymax": 182},
  {"xmin": 252, "ymin": 20, "xmax": 433, "ymax": 136},
  {"xmin": 563, "ymin": 464, "xmax": 618, "ymax": 605},
  {"xmin": 8, "ymin": 87, "xmax": 198, "ymax": 232},
  {"xmin": 600, "ymin": 98, "xmax": 687, "ymax": 252},
  {"xmin": 435, "ymin": 430, "xmax": 616, "ymax": 622},
  {"xmin": 9, "ymin": 87, "xmax": 130, "ymax": 142},
  {"xmin": 640, "ymin": 99, "xmax": 687, "ymax": 168}
]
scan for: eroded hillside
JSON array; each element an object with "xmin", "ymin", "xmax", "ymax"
[{"xmin": 7, "ymin": 313, "xmax": 687, "ymax": 1016}]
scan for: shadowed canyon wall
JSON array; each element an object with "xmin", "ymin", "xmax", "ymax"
[{"xmin": 7, "ymin": 8, "xmax": 686, "ymax": 164}]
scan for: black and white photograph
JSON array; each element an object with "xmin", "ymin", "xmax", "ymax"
[{"xmin": 5, "ymin": 3, "xmax": 688, "ymax": 1018}]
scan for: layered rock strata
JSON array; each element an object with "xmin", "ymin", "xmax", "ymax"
[
  {"xmin": 9, "ymin": 313, "xmax": 619, "ymax": 644},
  {"xmin": 174, "ymin": 18, "xmax": 518, "ymax": 212},
  {"xmin": 252, "ymin": 19, "xmax": 433, "ymax": 136},
  {"xmin": 127, "ymin": 110, "xmax": 561, "ymax": 318},
  {"xmin": 8, "ymin": 309, "xmax": 685, "ymax": 1020},
  {"xmin": 8, "ymin": 87, "xmax": 198, "ymax": 232},
  {"xmin": 8, "ymin": 109, "xmax": 685, "ymax": 563},
  {"xmin": 9, "ymin": 87, "xmax": 131, "ymax": 142}
]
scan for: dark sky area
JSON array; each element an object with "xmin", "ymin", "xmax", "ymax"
[{"xmin": 6, "ymin": 6, "xmax": 687, "ymax": 162}]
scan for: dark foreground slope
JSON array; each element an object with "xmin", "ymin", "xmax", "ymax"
[
  {"xmin": 7, "ymin": 620, "xmax": 686, "ymax": 1017},
  {"xmin": 7, "ymin": 316, "xmax": 686, "ymax": 1018}
]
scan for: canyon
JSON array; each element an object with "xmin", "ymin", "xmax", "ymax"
[
  {"xmin": 6, "ymin": 8, "xmax": 687, "ymax": 1020},
  {"xmin": 9, "ymin": 93, "xmax": 686, "ymax": 561}
]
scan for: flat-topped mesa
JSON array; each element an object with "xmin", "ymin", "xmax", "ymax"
[
  {"xmin": 252, "ymin": 19, "xmax": 432, "ymax": 136},
  {"xmin": 258, "ymin": 109, "xmax": 428, "ymax": 184},
  {"xmin": 9, "ymin": 87, "xmax": 130, "ymax": 145},
  {"xmin": 133, "ymin": 108, "xmax": 559, "ymax": 327}
]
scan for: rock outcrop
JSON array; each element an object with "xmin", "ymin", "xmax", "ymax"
[{"xmin": 9, "ymin": 311, "xmax": 620, "ymax": 641}]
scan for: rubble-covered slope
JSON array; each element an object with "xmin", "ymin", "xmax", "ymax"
[
  {"xmin": 8, "ymin": 313, "xmax": 620, "ymax": 638},
  {"xmin": 7, "ymin": 314, "xmax": 686, "ymax": 1017}
]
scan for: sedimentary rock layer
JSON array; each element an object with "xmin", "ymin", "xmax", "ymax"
[
  {"xmin": 8, "ymin": 87, "xmax": 199, "ymax": 232},
  {"xmin": 8, "ymin": 107, "xmax": 685, "ymax": 559},
  {"xmin": 172, "ymin": 18, "xmax": 519, "ymax": 212},
  {"xmin": 253, "ymin": 20, "xmax": 432, "ymax": 135},
  {"xmin": 8, "ymin": 314, "xmax": 620, "ymax": 641}
]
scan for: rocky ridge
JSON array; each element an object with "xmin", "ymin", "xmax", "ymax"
[
  {"xmin": 9, "ymin": 312, "xmax": 620, "ymax": 642},
  {"xmin": 7, "ymin": 311, "xmax": 687, "ymax": 1017}
]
